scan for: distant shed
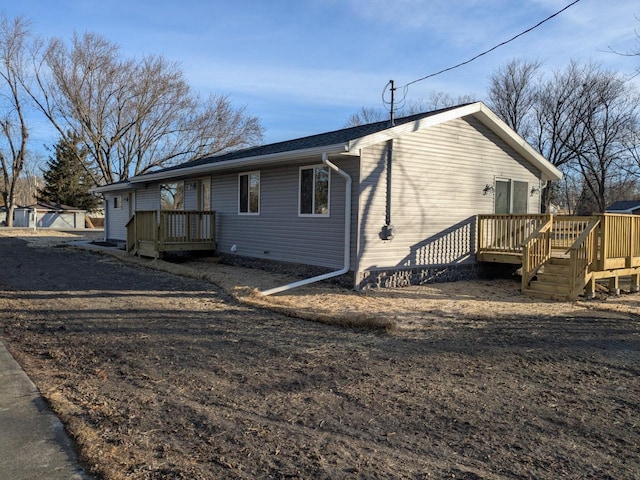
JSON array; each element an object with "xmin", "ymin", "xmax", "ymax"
[{"xmin": 13, "ymin": 202, "xmax": 87, "ymax": 229}]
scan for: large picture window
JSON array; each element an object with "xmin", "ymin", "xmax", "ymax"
[
  {"xmin": 160, "ymin": 182, "xmax": 184, "ymax": 210},
  {"xmin": 299, "ymin": 165, "xmax": 329, "ymax": 216},
  {"xmin": 239, "ymin": 171, "xmax": 260, "ymax": 214}
]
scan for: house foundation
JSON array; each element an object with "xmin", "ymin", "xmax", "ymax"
[{"xmin": 355, "ymin": 263, "xmax": 509, "ymax": 291}]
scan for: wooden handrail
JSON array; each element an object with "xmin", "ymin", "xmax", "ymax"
[
  {"xmin": 521, "ymin": 218, "xmax": 553, "ymax": 289},
  {"xmin": 551, "ymin": 215, "xmax": 593, "ymax": 250},
  {"xmin": 159, "ymin": 210, "xmax": 216, "ymax": 244},
  {"xmin": 126, "ymin": 210, "xmax": 216, "ymax": 256},
  {"xmin": 567, "ymin": 217, "xmax": 600, "ymax": 298},
  {"xmin": 567, "ymin": 217, "xmax": 601, "ymax": 254},
  {"xmin": 477, "ymin": 213, "xmax": 639, "ymax": 299},
  {"xmin": 477, "ymin": 214, "xmax": 551, "ymax": 253}
]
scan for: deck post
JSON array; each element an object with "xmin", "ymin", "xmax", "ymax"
[
  {"xmin": 608, "ymin": 276, "xmax": 620, "ymax": 296},
  {"xmin": 631, "ymin": 274, "xmax": 640, "ymax": 293},
  {"xmin": 585, "ymin": 276, "xmax": 596, "ymax": 299},
  {"xmin": 597, "ymin": 214, "xmax": 606, "ymax": 271},
  {"xmin": 629, "ymin": 217, "xmax": 637, "ymax": 268}
]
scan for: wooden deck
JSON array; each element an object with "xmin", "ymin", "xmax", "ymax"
[
  {"xmin": 477, "ymin": 213, "xmax": 640, "ymax": 300},
  {"xmin": 126, "ymin": 210, "xmax": 216, "ymax": 258}
]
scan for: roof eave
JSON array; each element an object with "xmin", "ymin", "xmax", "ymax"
[
  {"xmin": 127, "ymin": 143, "xmax": 351, "ymax": 185},
  {"xmin": 91, "ymin": 182, "xmax": 133, "ymax": 194}
]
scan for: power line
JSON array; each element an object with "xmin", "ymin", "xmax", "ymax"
[{"xmin": 399, "ymin": 0, "xmax": 583, "ymax": 90}]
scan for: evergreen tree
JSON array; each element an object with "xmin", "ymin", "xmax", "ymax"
[{"xmin": 39, "ymin": 135, "xmax": 100, "ymax": 211}]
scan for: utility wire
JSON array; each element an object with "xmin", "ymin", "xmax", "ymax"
[{"xmin": 399, "ymin": 0, "xmax": 583, "ymax": 90}]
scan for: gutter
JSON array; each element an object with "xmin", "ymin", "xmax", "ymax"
[
  {"xmin": 260, "ymin": 153, "xmax": 352, "ymax": 296},
  {"xmin": 127, "ymin": 143, "xmax": 351, "ymax": 185},
  {"xmin": 91, "ymin": 144, "xmax": 351, "ymax": 194}
]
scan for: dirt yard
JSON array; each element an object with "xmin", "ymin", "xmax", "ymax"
[{"xmin": 1, "ymin": 229, "xmax": 638, "ymax": 479}]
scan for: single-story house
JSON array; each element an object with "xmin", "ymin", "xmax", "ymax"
[
  {"xmin": 94, "ymin": 102, "xmax": 562, "ymax": 291},
  {"xmin": 13, "ymin": 202, "xmax": 87, "ymax": 229},
  {"xmin": 605, "ymin": 200, "xmax": 640, "ymax": 215}
]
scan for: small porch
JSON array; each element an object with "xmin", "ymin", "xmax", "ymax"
[
  {"xmin": 126, "ymin": 210, "xmax": 216, "ymax": 258},
  {"xmin": 477, "ymin": 213, "xmax": 640, "ymax": 300}
]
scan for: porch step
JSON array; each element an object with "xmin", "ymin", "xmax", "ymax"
[
  {"xmin": 522, "ymin": 287, "xmax": 574, "ymax": 301},
  {"xmin": 535, "ymin": 271, "xmax": 571, "ymax": 285},
  {"xmin": 523, "ymin": 256, "xmax": 576, "ymax": 301}
]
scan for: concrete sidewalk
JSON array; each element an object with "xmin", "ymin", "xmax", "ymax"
[{"xmin": 0, "ymin": 342, "xmax": 93, "ymax": 480}]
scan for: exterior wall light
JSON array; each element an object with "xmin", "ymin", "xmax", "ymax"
[{"xmin": 483, "ymin": 184, "xmax": 494, "ymax": 195}]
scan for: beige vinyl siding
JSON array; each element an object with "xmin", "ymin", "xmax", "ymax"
[
  {"xmin": 213, "ymin": 157, "xmax": 359, "ymax": 269},
  {"xmin": 357, "ymin": 116, "xmax": 541, "ymax": 272}
]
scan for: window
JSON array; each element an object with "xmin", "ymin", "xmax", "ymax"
[
  {"xmin": 160, "ymin": 182, "xmax": 184, "ymax": 210},
  {"xmin": 299, "ymin": 165, "xmax": 329, "ymax": 216},
  {"xmin": 113, "ymin": 196, "xmax": 121, "ymax": 209},
  {"xmin": 239, "ymin": 172, "xmax": 260, "ymax": 214},
  {"xmin": 512, "ymin": 181, "xmax": 528, "ymax": 214},
  {"xmin": 494, "ymin": 179, "xmax": 528, "ymax": 214}
]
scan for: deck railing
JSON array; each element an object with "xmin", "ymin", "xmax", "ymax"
[
  {"xmin": 551, "ymin": 215, "xmax": 593, "ymax": 249},
  {"xmin": 159, "ymin": 210, "xmax": 216, "ymax": 248},
  {"xmin": 126, "ymin": 210, "xmax": 216, "ymax": 256},
  {"xmin": 478, "ymin": 213, "xmax": 640, "ymax": 298},
  {"xmin": 600, "ymin": 214, "xmax": 640, "ymax": 270},
  {"xmin": 568, "ymin": 217, "xmax": 601, "ymax": 297},
  {"xmin": 126, "ymin": 210, "xmax": 159, "ymax": 253},
  {"xmin": 477, "ymin": 214, "xmax": 551, "ymax": 254},
  {"xmin": 521, "ymin": 217, "xmax": 553, "ymax": 289}
]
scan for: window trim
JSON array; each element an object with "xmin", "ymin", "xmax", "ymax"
[
  {"xmin": 113, "ymin": 195, "xmax": 121, "ymax": 209},
  {"xmin": 160, "ymin": 181, "xmax": 185, "ymax": 211},
  {"xmin": 494, "ymin": 177, "xmax": 529, "ymax": 214},
  {"xmin": 238, "ymin": 171, "xmax": 260, "ymax": 215},
  {"xmin": 298, "ymin": 164, "xmax": 331, "ymax": 217},
  {"xmin": 197, "ymin": 177, "xmax": 211, "ymax": 212}
]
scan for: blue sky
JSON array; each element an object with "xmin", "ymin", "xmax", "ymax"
[{"xmin": 4, "ymin": 0, "xmax": 640, "ymax": 150}]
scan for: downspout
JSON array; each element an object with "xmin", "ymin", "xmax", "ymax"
[
  {"xmin": 260, "ymin": 153, "xmax": 352, "ymax": 296},
  {"xmin": 104, "ymin": 199, "xmax": 109, "ymax": 242},
  {"xmin": 380, "ymin": 139, "xmax": 394, "ymax": 240}
]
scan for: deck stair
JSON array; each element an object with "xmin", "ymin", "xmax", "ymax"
[
  {"xmin": 477, "ymin": 213, "xmax": 640, "ymax": 301},
  {"xmin": 523, "ymin": 256, "xmax": 573, "ymax": 300}
]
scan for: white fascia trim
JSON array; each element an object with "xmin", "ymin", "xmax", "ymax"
[
  {"xmin": 91, "ymin": 182, "xmax": 133, "ymax": 194},
  {"xmin": 127, "ymin": 143, "xmax": 351, "ymax": 185},
  {"xmin": 346, "ymin": 102, "xmax": 484, "ymax": 151},
  {"xmin": 348, "ymin": 102, "xmax": 563, "ymax": 182}
]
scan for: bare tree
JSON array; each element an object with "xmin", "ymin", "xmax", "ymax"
[
  {"xmin": 609, "ymin": 16, "xmax": 640, "ymax": 77},
  {"xmin": 488, "ymin": 59, "xmax": 541, "ymax": 138},
  {"xmin": 28, "ymin": 32, "xmax": 263, "ymax": 184},
  {"xmin": 13, "ymin": 160, "xmax": 41, "ymax": 206},
  {"xmin": 0, "ymin": 15, "xmax": 31, "ymax": 226},
  {"xmin": 409, "ymin": 91, "xmax": 477, "ymax": 112},
  {"xmin": 344, "ymin": 106, "xmax": 387, "ymax": 127},
  {"xmin": 569, "ymin": 66, "xmax": 639, "ymax": 212},
  {"xmin": 530, "ymin": 62, "xmax": 598, "ymax": 210},
  {"xmin": 344, "ymin": 91, "xmax": 476, "ymax": 127},
  {"xmin": 488, "ymin": 59, "xmax": 640, "ymax": 213}
]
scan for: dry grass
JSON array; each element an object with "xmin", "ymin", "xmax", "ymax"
[{"xmin": 3, "ymin": 227, "xmax": 638, "ymax": 331}]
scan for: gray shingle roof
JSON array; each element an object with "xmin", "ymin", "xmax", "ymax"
[
  {"xmin": 605, "ymin": 200, "xmax": 640, "ymax": 211},
  {"xmin": 152, "ymin": 104, "xmax": 468, "ymax": 176}
]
